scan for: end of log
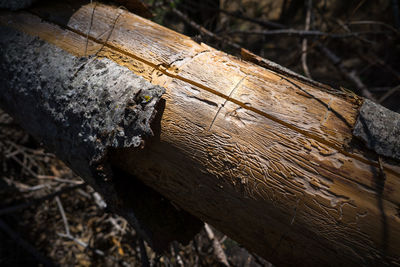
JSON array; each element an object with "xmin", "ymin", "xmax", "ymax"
[{"xmin": 0, "ymin": 25, "xmax": 202, "ymax": 252}]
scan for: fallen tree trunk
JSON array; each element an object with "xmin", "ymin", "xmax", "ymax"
[{"xmin": 0, "ymin": 2, "xmax": 399, "ymax": 266}]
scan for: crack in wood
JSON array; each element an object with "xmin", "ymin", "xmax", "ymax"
[
  {"xmin": 84, "ymin": 2, "xmax": 97, "ymax": 56},
  {"xmin": 208, "ymin": 76, "xmax": 246, "ymax": 131},
  {"xmin": 20, "ymin": 6, "xmax": 400, "ymax": 177},
  {"xmin": 168, "ymin": 49, "xmax": 212, "ymax": 69},
  {"xmin": 76, "ymin": 6, "xmax": 123, "ymax": 76},
  {"xmin": 321, "ymin": 96, "xmax": 333, "ymax": 126}
]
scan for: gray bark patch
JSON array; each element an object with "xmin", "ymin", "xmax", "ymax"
[
  {"xmin": 0, "ymin": 26, "xmax": 164, "ymax": 178},
  {"xmin": 353, "ymin": 99, "xmax": 400, "ymax": 161},
  {"xmin": 0, "ymin": 26, "xmax": 167, "ymax": 244}
]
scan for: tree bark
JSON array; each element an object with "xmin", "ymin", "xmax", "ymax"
[
  {"xmin": 0, "ymin": 23, "xmax": 202, "ymax": 252},
  {"xmin": 0, "ymin": 2, "xmax": 399, "ymax": 266}
]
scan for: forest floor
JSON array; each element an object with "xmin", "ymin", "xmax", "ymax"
[{"xmin": 0, "ymin": 109, "xmax": 269, "ymax": 266}]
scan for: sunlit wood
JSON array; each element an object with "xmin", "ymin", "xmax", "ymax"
[{"xmin": 1, "ymin": 2, "xmax": 399, "ymax": 265}]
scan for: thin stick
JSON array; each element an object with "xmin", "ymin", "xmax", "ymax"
[
  {"xmin": 177, "ymin": 1, "xmax": 285, "ymax": 30},
  {"xmin": 378, "ymin": 84, "xmax": 400, "ymax": 104},
  {"xmin": 301, "ymin": 0, "xmax": 313, "ymax": 79},
  {"xmin": 227, "ymin": 29, "xmax": 388, "ymax": 39},
  {"xmin": 84, "ymin": 1, "xmax": 97, "ymax": 57},
  {"xmin": 3, "ymin": 177, "xmax": 50, "ymax": 192},
  {"xmin": 94, "ymin": 9, "xmax": 124, "ymax": 57},
  {"xmin": 37, "ymin": 175, "xmax": 84, "ymax": 184},
  {"xmin": 204, "ymin": 223, "xmax": 230, "ymax": 267},
  {"xmin": 208, "ymin": 76, "xmax": 246, "ymax": 131},
  {"xmin": 348, "ymin": 20, "xmax": 400, "ymax": 35},
  {"xmin": 169, "ymin": 6, "xmax": 241, "ymax": 51},
  {"xmin": 92, "ymin": 191, "xmax": 107, "ymax": 209},
  {"xmin": 318, "ymin": 44, "xmax": 376, "ymax": 100},
  {"xmin": 358, "ymin": 52, "xmax": 400, "ymax": 81},
  {"xmin": 55, "ymin": 196, "xmax": 70, "ymax": 236},
  {"xmin": 74, "ymin": 6, "xmax": 124, "ymax": 76},
  {"xmin": 8, "ymin": 154, "xmax": 38, "ymax": 178},
  {"xmin": 58, "ymin": 233, "xmax": 105, "ymax": 256}
]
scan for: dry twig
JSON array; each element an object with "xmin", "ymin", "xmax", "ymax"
[
  {"xmin": 37, "ymin": 175, "xmax": 83, "ymax": 185},
  {"xmin": 204, "ymin": 223, "xmax": 230, "ymax": 267},
  {"xmin": 175, "ymin": 1, "xmax": 286, "ymax": 30},
  {"xmin": 301, "ymin": 0, "xmax": 313, "ymax": 79},
  {"xmin": 317, "ymin": 44, "xmax": 376, "ymax": 100},
  {"xmin": 227, "ymin": 29, "xmax": 388, "ymax": 39},
  {"xmin": 57, "ymin": 233, "xmax": 105, "ymax": 257},
  {"xmin": 348, "ymin": 20, "xmax": 400, "ymax": 35},
  {"xmin": 169, "ymin": 5, "xmax": 241, "ymax": 50},
  {"xmin": 379, "ymin": 84, "xmax": 400, "ymax": 104},
  {"xmin": 55, "ymin": 196, "xmax": 70, "ymax": 236}
]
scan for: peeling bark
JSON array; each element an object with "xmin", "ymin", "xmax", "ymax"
[
  {"xmin": 0, "ymin": 26, "xmax": 202, "ymax": 252},
  {"xmin": 353, "ymin": 99, "xmax": 400, "ymax": 161}
]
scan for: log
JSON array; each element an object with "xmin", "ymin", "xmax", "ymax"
[
  {"xmin": 0, "ymin": 2, "xmax": 399, "ymax": 266},
  {"xmin": 0, "ymin": 22, "xmax": 202, "ymax": 252}
]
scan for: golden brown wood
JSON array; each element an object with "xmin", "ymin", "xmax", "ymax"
[{"xmin": 1, "ymin": 3, "xmax": 400, "ymax": 265}]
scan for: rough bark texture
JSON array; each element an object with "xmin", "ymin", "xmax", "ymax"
[
  {"xmin": 0, "ymin": 25, "xmax": 202, "ymax": 252},
  {"xmin": 1, "ymin": 2, "xmax": 400, "ymax": 266},
  {"xmin": 353, "ymin": 99, "xmax": 400, "ymax": 161}
]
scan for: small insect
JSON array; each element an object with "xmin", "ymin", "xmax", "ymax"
[
  {"xmin": 141, "ymin": 95, "xmax": 152, "ymax": 103},
  {"xmin": 133, "ymin": 89, "xmax": 153, "ymax": 104}
]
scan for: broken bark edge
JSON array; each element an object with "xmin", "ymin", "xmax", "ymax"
[
  {"xmin": 0, "ymin": 25, "xmax": 202, "ymax": 251},
  {"xmin": 353, "ymin": 99, "xmax": 400, "ymax": 161}
]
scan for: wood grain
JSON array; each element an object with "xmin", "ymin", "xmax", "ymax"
[{"xmin": 1, "ymin": 3, "xmax": 399, "ymax": 265}]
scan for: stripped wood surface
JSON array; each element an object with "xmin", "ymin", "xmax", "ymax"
[{"xmin": 1, "ymin": 2, "xmax": 399, "ymax": 265}]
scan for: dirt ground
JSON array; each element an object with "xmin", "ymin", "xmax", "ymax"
[{"xmin": 0, "ymin": 0, "xmax": 399, "ymax": 266}]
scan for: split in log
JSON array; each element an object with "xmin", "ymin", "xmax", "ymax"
[{"xmin": 0, "ymin": 1, "xmax": 400, "ymax": 266}]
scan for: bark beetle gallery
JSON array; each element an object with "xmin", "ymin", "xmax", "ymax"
[{"xmin": 0, "ymin": 1, "xmax": 399, "ymax": 266}]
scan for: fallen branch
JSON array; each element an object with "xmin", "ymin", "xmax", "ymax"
[
  {"xmin": 227, "ymin": 29, "xmax": 388, "ymax": 38},
  {"xmin": 301, "ymin": 0, "xmax": 313, "ymax": 79}
]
